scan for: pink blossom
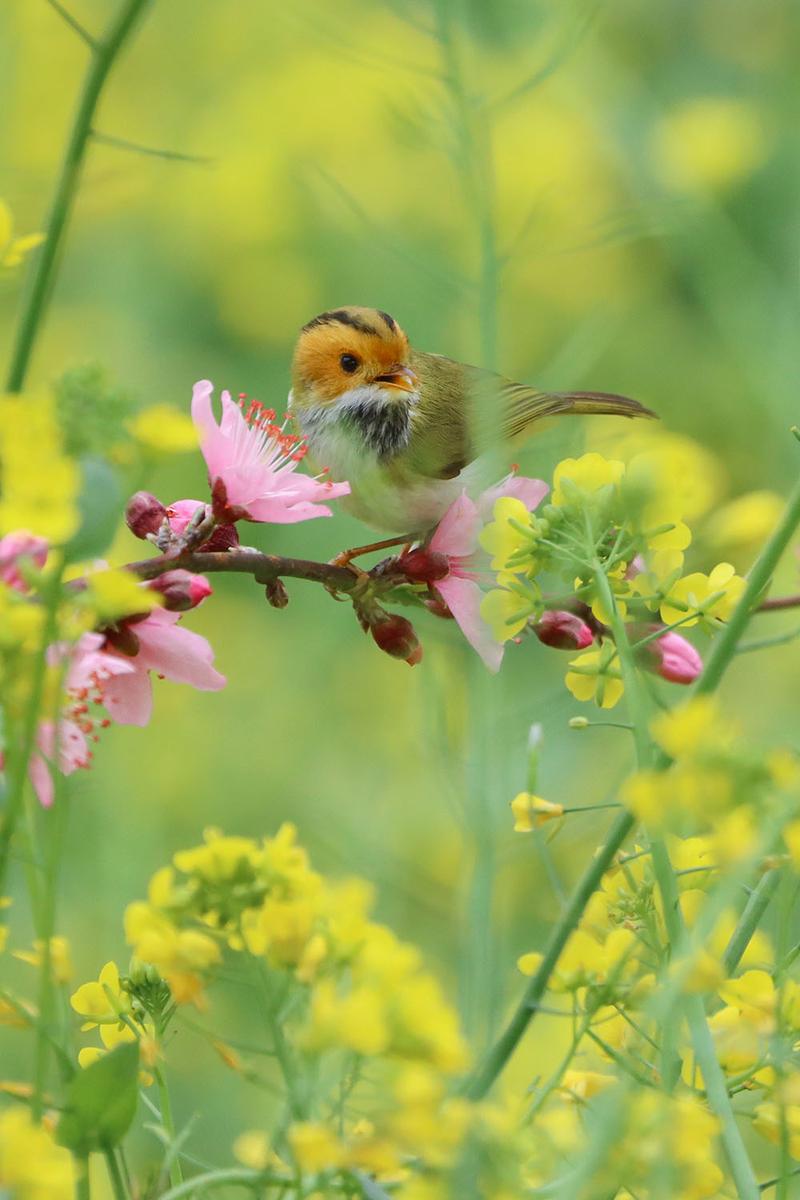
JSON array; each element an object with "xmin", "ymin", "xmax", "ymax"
[
  {"xmin": 102, "ymin": 608, "xmax": 226, "ymax": 726},
  {"xmin": 28, "ymin": 634, "xmax": 135, "ymax": 807},
  {"xmin": 0, "ymin": 532, "xmax": 48, "ymax": 592},
  {"xmin": 164, "ymin": 499, "xmax": 239, "ymax": 551},
  {"xmin": 427, "ymin": 475, "xmax": 548, "ymax": 673},
  {"xmin": 642, "ymin": 628, "xmax": 703, "ymax": 684},
  {"xmin": 191, "ymin": 380, "xmax": 350, "ymax": 524}
]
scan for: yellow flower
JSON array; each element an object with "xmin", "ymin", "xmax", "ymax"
[
  {"xmin": 0, "ymin": 394, "xmax": 79, "ymax": 542},
  {"xmin": 478, "ymin": 497, "xmax": 538, "ymax": 571},
  {"xmin": 70, "ymin": 961, "xmax": 131, "ymax": 1027},
  {"xmin": 660, "ymin": 562, "xmax": 745, "ymax": 627},
  {"xmin": 85, "ymin": 567, "xmax": 162, "ymax": 624},
  {"xmin": 551, "ymin": 453, "xmax": 625, "ymax": 506},
  {"xmin": 288, "ymin": 1122, "xmax": 343, "ymax": 1172},
  {"xmin": 127, "ymin": 405, "xmax": 198, "ymax": 454},
  {"xmin": 651, "ymin": 97, "xmax": 767, "ymax": 192},
  {"xmin": 565, "ymin": 641, "xmax": 623, "ymax": 709},
  {"xmin": 718, "ymin": 970, "xmax": 776, "ymax": 1033},
  {"xmin": 705, "ymin": 490, "xmax": 784, "ymax": 550},
  {"xmin": 479, "ymin": 582, "xmax": 536, "ymax": 642},
  {"xmin": 676, "ymin": 948, "xmax": 725, "ymax": 995},
  {"xmin": 650, "ymin": 696, "xmax": 731, "ymax": 760},
  {"xmin": 517, "ymin": 951, "xmax": 543, "ymax": 977},
  {"xmin": 754, "ymin": 1096, "xmax": 800, "ymax": 1160},
  {"xmin": 233, "ymin": 1131, "xmax": 272, "ymax": 1170},
  {"xmin": 510, "ymin": 792, "xmax": 563, "ymax": 832},
  {"xmin": 559, "ymin": 1069, "xmax": 616, "ymax": 1102},
  {"xmin": 13, "ymin": 937, "xmax": 73, "ymax": 984},
  {"xmin": 124, "ymin": 904, "xmax": 220, "ymax": 1005},
  {"xmin": 0, "ymin": 1105, "xmax": 75, "ymax": 1199},
  {"xmin": 0, "ymin": 200, "xmax": 44, "ymax": 270}
]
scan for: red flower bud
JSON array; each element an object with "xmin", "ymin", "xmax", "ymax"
[
  {"xmin": 370, "ymin": 613, "xmax": 423, "ymax": 665},
  {"xmin": 148, "ymin": 570, "xmax": 212, "ymax": 611},
  {"xmin": 535, "ymin": 610, "xmax": 594, "ymax": 651},
  {"xmin": 400, "ymin": 548, "xmax": 450, "ymax": 583},
  {"xmin": 125, "ymin": 491, "xmax": 168, "ymax": 540}
]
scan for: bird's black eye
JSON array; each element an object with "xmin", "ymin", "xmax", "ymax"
[{"xmin": 340, "ymin": 353, "xmax": 360, "ymax": 374}]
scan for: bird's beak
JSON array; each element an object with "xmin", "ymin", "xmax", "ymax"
[{"xmin": 373, "ymin": 364, "xmax": 419, "ymax": 394}]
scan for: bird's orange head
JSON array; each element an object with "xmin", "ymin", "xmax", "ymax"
[{"xmin": 290, "ymin": 306, "xmax": 418, "ymax": 411}]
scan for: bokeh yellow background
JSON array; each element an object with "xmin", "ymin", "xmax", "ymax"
[{"xmin": 3, "ymin": 0, "xmax": 800, "ymax": 1177}]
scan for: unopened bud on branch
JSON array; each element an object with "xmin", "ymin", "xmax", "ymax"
[
  {"xmin": 148, "ymin": 569, "xmax": 212, "ymax": 611},
  {"xmin": 265, "ymin": 579, "xmax": 289, "ymax": 608},
  {"xmin": 535, "ymin": 610, "xmax": 594, "ymax": 651},
  {"xmin": 126, "ymin": 491, "xmax": 168, "ymax": 540},
  {"xmin": 371, "ymin": 613, "xmax": 423, "ymax": 665},
  {"xmin": 400, "ymin": 547, "xmax": 450, "ymax": 583}
]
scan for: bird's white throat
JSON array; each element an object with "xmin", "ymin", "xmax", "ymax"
[{"xmin": 290, "ymin": 383, "xmax": 419, "ymax": 462}]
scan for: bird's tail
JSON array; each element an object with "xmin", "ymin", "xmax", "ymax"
[{"xmin": 503, "ymin": 387, "xmax": 656, "ymax": 439}]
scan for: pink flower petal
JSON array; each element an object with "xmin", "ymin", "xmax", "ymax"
[
  {"xmin": 190, "ymin": 379, "xmax": 349, "ymax": 524},
  {"xmin": 129, "ymin": 609, "xmax": 227, "ymax": 690},
  {"xmin": 29, "ymin": 752, "xmax": 53, "ymax": 808},
  {"xmin": 103, "ymin": 669, "xmax": 154, "ymax": 727},
  {"xmin": 435, "ymin": 576, "xmax": 504, "ymax": 673},
  {"xmin": 429, "ymin": 492, "xmax": 480, "ymax": 558},
  {"xmin": 478, "ymin": 474, "xmax": 548, "ymax": 520}
]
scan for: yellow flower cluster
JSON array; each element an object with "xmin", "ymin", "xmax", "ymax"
[
  {"xmin": 0, "ymin": 394, "xmax": 79, "ymax": 545},
  {"xmin": 0, "ymin": 1105, "xmax": 75, "ymax": 1200},
  {"xmin": 479, "ymin": 440, "xmax": 755, "ymax": 709},
  {"xmin": 114, "ymin": 827, "xmax": 468, "ymax": 1073},
  {"xmin": 242, "ymin": 1069, "xmax": 534, "ymax": 1199},
  {"xmin": 622, "ymin": 697, "xmax": 799, "ymax": 843}
]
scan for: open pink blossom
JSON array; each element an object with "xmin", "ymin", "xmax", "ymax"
[
  {"xmin": 0, "ymin": 532, "xmax": 48, "ymax": 592},
  {"xmin": 191, "ymin": 380, "xmax": 350, "ymax": 524},
  {"xmin": 427, "ymin": 475, "xmax": 549, "ymax": 673},
  {"xmin": 28, "ymin": 634, "xmax": 136, "ymax": 807},
  {"xmin": 102, "ymin": 608, "xmax": 226, "ymax": 726}
]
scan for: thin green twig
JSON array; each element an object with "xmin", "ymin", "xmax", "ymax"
[{"xmin": 6, "ymin": 0, "xmax": 152, "ymax": 392}]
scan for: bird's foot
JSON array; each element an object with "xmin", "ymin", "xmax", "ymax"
[{"xmin": 329, "ymin": 535, "xmax": 417, "ymax": 574}]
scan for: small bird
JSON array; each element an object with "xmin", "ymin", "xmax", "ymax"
[{"xmin": 289, "ymin": 306, "xmax": 654, "ymax": 538}]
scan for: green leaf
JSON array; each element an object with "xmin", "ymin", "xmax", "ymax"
[
  {"xmin": 56, "ymin": 1041, "xmax": 139, "ymax": 1154},
  {"xmin": 64, "ymin": 457, "xmax": 122, "ymax": 563}
]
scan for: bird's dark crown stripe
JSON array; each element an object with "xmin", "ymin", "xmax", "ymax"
[
  {"xmin": 302, "ymin": 309, "xmax": 378, "ymax": 335},
  {"xmin": 377, "ymin": 310, "xmax": 396, "ymax": 331}
]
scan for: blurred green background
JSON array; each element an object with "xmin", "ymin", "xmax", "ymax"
[{"xmin": 3, "ymin": 0, "xmax": 800, "ymax": 1177}]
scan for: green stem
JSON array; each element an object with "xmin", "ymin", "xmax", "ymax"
[
  {"xmin": 691, "ymin": 471, "xmax": 800, "ymax": 701},
  {"xmin": 598, "ymin": 555, "xmax": 761, "ymax": 1199},
  {"xmin": 156, "ymin": 1169, "xmax": 278, "ymax": 1200},
  {"xmin": 77, "ymin": 1154, "xmax": 91, "ymax": 1200},
  {"xmin": 723, "ymin": 869, "xmax": 780, "ymax": 975},
  {"xmin": 104, "ymin": 1150, "xmax": 129, "ymax": 1200},
  {"xmin": 155, "ymin": 1066, "xmax": 184, "ymax": 1188},
  {"xmin": 5, "ymin": 0, "xmax": 152, "ymax": 392},
  {"xmin": 463, "ymin": 806, "xmax": 634, "ymax": 1099},
  {"xmin": 0, "ymin": 556, "xmax": 65, "ymax": 902}
]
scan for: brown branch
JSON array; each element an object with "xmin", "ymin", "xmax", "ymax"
[
  {"xmin": 127, "ymin": 550, "xmax": 360, "ymax": 592},
  {"xmin": 757, "ymin": 593, "xmax": 800, "ymax": 613}
]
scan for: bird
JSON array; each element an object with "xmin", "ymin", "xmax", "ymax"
[{"xmin": 289, "ymin": 305, "xmax": 654, "ymax": 544}]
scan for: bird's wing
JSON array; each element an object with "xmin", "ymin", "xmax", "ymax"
[{"xmin": 407, "ymin": 352, "xmax": 655, "ymax": 480}]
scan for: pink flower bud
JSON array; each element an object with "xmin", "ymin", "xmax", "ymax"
[
  {"xmin": 535, "ymin": 610, "xmax": 594, "ymax": 651},
  {"xmin": 147, "ymin": 570, "xmax": 213, "ymax": 611},
  {"xmin": 400, "ymin": 547, "xmax": 451, "ymax": 583},
  {"xmin": 0, "ymin": 532, "xmax": 48, "ymax": 591},
  {"xmin": 166, "ymin": 500, "xmax": 239, "ymax": 550},
  {"xmin": 370, "ymin": 613, "xmax": 423, "ymax": 665},
  {"xmin": 642, "ymin": 628, "xmax": 702, "ymax": 684},
  {"xmin": 125, "ymin": 492, "xmax": 168, "ymax": 539}
]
